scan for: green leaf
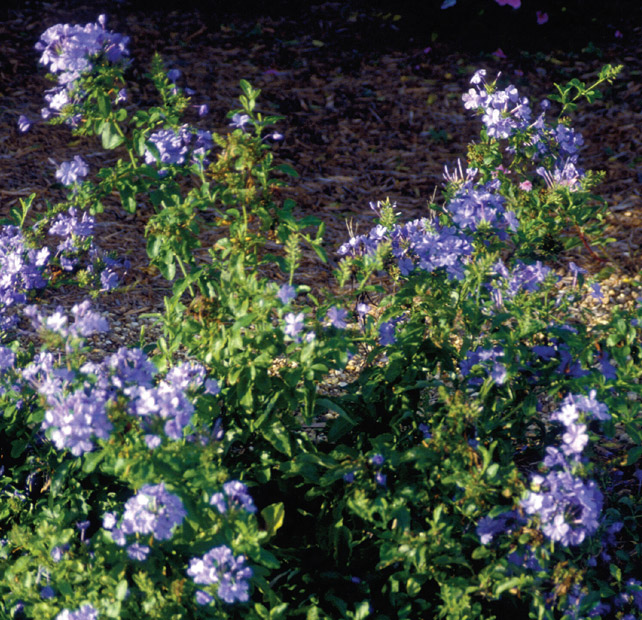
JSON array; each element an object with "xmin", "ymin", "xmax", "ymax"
[
  {"xmin": 406, "ymin": 576, "xmax": 423, "ymax": 597},
  {"xmin": 101, "ymin": 122, "xmax": 124, "ymax": 150},
  {"xmin": 239, "ymin": 79, "xmax": 253, "ymax": 97},
  {"xmin": 257, "ymin": 548, "xmax": 280, "ymax": 569},
  {"xmin": 82, "ymin": 450, "xmax": 104, "ymax": 474},
  {"xmin": 485, "ymin": 463, "xmax": 499, "ymax": 480},
  {"xmin": 97, "ymin": 92, "xmax": 111, "ymax": 116},
  {"xmin": 352, "ymin": 601, "xmax": 371, "ymax": 620},
  {"xmin": 10, "ymin": 438, "xmax": 29, "ymax": 458},
  {"xmin": 115, "ymin": 579, "xmax": 129, "ymax": 601},
  {"xmin": 119, "ymin": 183, "xmax": 137, "ymax": 214},
  {"xmin": 625, "ymin": 422, "xmax": 642, "ymax": 445},
  {"xmin": 157, "ymin": 249, "xmax": 176, "ymax": 280},
  {"xmin": 146, "ymin": 235, "xmax": 162, "ymax": 259},
  {"xmin": 260, "ymin": 502, "xmax": 285, "ymax": 540},
  {"xmin": 626, "ymin": 446, "xmax": 642, "ymax": 466},
  {"xmin": 133, "ymin": 132, "xmax": 147, "ymax": 157},
  {"xmin": 495, "ymin": 577, "xmax": 524, "ymax": 597},
  {"xmin": 471, "ymin": 546, "xmax": 490, "ymax": 560},
  {"xmin": 316, "ymin": 398, "xmax": 355, "ymax": 425},
  {"xmin": 264, "ymin": 422, "xmax": 292, "ymax": 456},
  {"xmin": 274, "ymin": 163, "xmax": 299, "ymax": 178}
]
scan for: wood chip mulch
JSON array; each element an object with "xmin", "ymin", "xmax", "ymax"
[{"xmin": 1, "ymin": 1, "xmax": 641, "ymax": 350}]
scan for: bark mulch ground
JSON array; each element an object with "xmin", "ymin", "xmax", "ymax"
[{"xmin": 1, "ymin": 1, "xmax": 641, "ymax": 344}]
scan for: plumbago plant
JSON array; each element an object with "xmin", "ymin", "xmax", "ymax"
[{"xmin": 3, "ymin": 14, "xmax": 642, "ymax": 620}]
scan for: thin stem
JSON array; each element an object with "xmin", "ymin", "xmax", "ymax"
[{"xmin": 176, "ymin": 255, "xmax": 195, "ymax": 297}]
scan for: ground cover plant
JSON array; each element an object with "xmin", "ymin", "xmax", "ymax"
[{"xmin": 2, "ymin": 12, "xmax": 642, "ymax": 620}]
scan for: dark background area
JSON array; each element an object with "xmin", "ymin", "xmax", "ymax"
[{"xmin": 3, "ymin": 0, "xmax": 641, "ymax": 56}]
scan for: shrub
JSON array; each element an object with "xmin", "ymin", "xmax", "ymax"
[{"xmin": 2, "ymin": 14, "xmax": 642, "ymax": 620}]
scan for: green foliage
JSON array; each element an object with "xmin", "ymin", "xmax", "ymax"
[{"xmin": 4, "ymin": 39, "xmax": 642, "ymax": 620}]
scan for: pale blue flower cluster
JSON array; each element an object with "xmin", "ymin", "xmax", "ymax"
[
  {"xmin": 46, "ymin": 207, "xmax": 129, "ymax": 287},
  {"xmin": 460, "ymin": 346, "xmax": 507, "ymax": 386},
  {"xmin": 55, "ymin": 604, "xmax": 99, "ymax": 620},
  {"xmin": 144, "ymin": 129, "xmax": 188, "ymax": 166},
  {"xmin": 0, "ymin": 225, "xmax": 49, "ymax": 330},
  {"xmin": 338, "ymin": 215, "xmax": 473, "ymax": 282},
  {"xmin": 124, "ymin": 365, "xmax": 199, "ymax": 442},
  {"xmin": 187, "ymin": 544, "xmax": 253, "ymax": 604},
  {"xmin": 487, "ymin": 259, "xmax": 551, "ymax": 308},
  {"xmin": 476, "ymin": 391, "xmax": 610, "ymax": 550},
  {"xmin": 210, "ymin": 480, "xmax": 257, "ymax": 514},
  {"xmin": 536, "ymin": 161, "xmax": 585, "ymax": 192},
  {"xmin": 463, "ymin": 70, "xmax": 587, "ymax": 192},
  {"xmin": 18, "ymin": 301, "xmax": 221, "ymax": 455},
  {"xmin": 55, "ymin": 156, "xmax": 89, "ymax": 186},
  {"xmin": 36, "ymin": 15, "xmax": 129, "ymax": 122},
  {"xmin": 103, "ymin": 482, "xmax": 186, "ymax": 559},
  {"xmin": 48, "ymin": 207, "xmax": 94, "ymax": 272},
  {"xmin": 462, "ymin": 70, "xmax": 532, "ymax": 140},
  {"xmin": 116, "ymin": 357, "xmax": 217, "ymax": 444},
  {"xmin": 521, "ymin": 470, "xmax": 603, "ymax": 546},
  {"xmin": 144, "ymin": 125, "xmax": 214, "ymax": 169},
  {"xmin": 36, "ymin": 16, "xmax": 129, "ymax": 78},
  {"xmin": 445, "ymin": 175, "xmax": 518, "ymax": 237},
  {"xmin": 22, "ymin": 304, "xmax": 110, "ymax": 455},
  {"xmin": 520, "ymin": 392, "xmax": 610, "ymax": 546}
]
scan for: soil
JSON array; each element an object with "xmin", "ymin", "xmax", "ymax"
[{"xmin": 1, "ymin": 0, "xmax": 641, "ymax": 330}]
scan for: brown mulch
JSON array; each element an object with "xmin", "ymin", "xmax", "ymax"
[{"xmin": 1, "ymin": 1, "xmax": 641, "ymax": 335}]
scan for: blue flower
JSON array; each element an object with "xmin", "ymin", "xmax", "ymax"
[
  {"xmin": 42, "ymin": 389, "xmax": 111, "ymax": 456},
  {"xmin": 50, "ymin": 545, "xmax": 68, "ymax": 562},
  {"xmin": 54, "ymin": 603, "xmax": 99, "ymax": 620},
  {"xmin": 195, "ymin": 590, "xmax": 214, "ymax": 605},
  {"xmin": 35, "ymin": 18, "xmax": 129, "ymax": 122},
  {"xmin": 127, "ymin": 542, "xmax": 150, "ymax": 561},
  {"xmin": 17, "ymin": 115, "xmax": 32, "ymax": 133},
  {"xmin": 210, "ymin": 480, "xmax": 256, "ymax": 514},
  {"xmin": 561, "ymin": 422, "xmax": 589, "ymax": 455},
  {"xmin": 125, "ymin": 374, "xmax": 195, "ymax": 441},
  {"xmin": 521, "ymin": 471, "xmax": 602, "ymax": 546},
  {"xmin": 356, "ymin": 302, "xmax": 369, "ymax": 316},
  {"xmin": 100, "ymin": 269, "xmax": 119, "ymax": 290},
  {"xmin": 113, "ymin": 482, "xmax": 186, "ymax": 542},
  {"xmin": 326, "ymin": 306, "xmax": 348, "ymax": 329},
  {"xmin": 283, "ymin": 312, "xmax": 305, "ymax": 339},
  {"xmin": 204, "ymin": 378, "xmax": 220, "ymax": 395},
  {"xmin": 187, "ymin": 545, "xmax": 253, "ymax": 604},
  {"xmin": 55, "ymin": 156, "xmax": 89, "ymax": 186},
  {"xmin": 144, "ymin": 129, "xmax": 189, "ymax": 166},
  {"xmin": 277, "ymin": 283, "xmax": 296, "ymax": 304},
  {"xmin": 378, "ymin": 321, "xmax": 396, "ymax": 346},
  {"xmin": 476, "ymin": 516, "xmax": 505, "ymax": 545},
  {"xmin": 230, "ymin": 113, "xmax": 252, "ymax": 130},
  {"xmin": 0, "ymin": 347, "xmax": 16, "ymax": 372}
]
